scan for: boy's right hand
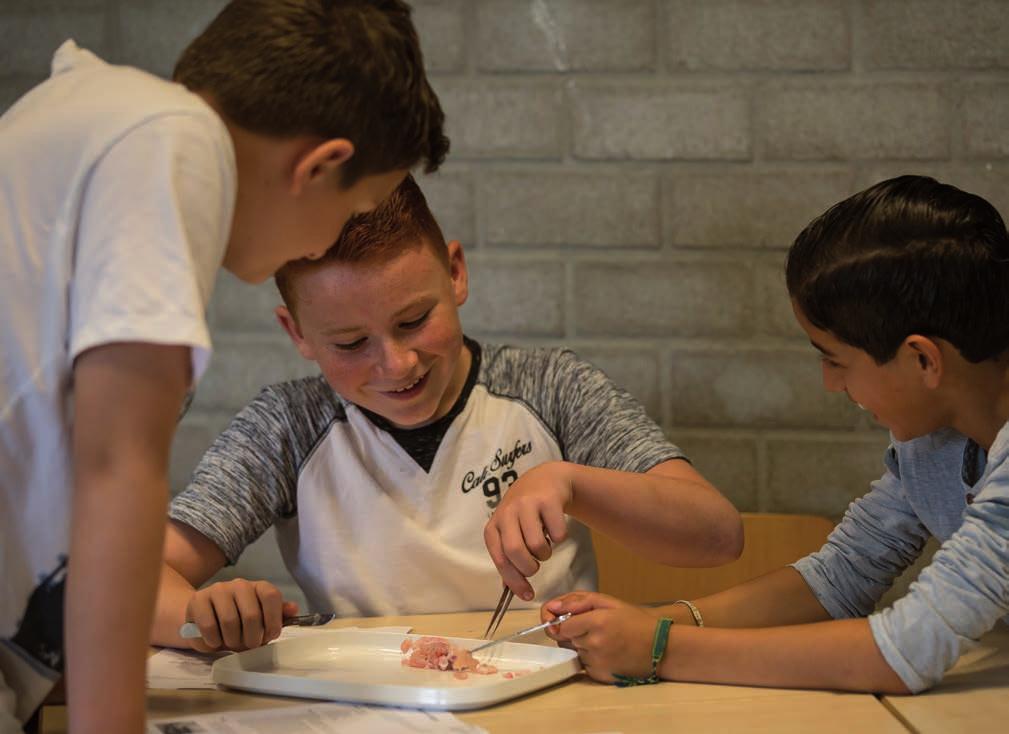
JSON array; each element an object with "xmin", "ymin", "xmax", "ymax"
[
  {"xmin": 539, "ymin": 591, "xmax": 664, "ymax": 683},
  {"xmin": 183, "ymin": 578, "xmax": 298, "ymax": 652}
]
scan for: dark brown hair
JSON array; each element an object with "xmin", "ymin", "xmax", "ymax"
[
  {"xmin": 174, "ymin": 0, "xmax": 448, "ymax": 186},
  {"xmin": 275, "ymin": 173, "xmax": 447, "ymax": 312},
  {"xmin": 786, "ymin": 175, "xmax": 1009, "ymax": 364}
]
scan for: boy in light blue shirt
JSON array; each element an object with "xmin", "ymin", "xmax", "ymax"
[{"xmin": 543, "ymin": 175, "xmax": 1009, "ymax": 694}]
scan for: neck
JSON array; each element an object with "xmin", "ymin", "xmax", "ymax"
[
  {"xmin": 949, "ymin": 355, "xmax": 1009, "ymax": 450},
  {"xmin": 437, "ymin": 341, "xmax": 473, "ymax": 420}
]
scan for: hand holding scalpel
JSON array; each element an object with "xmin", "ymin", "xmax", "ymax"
[
  {"xmin": 469, "ymin": 613, "xmax": 572, "ymax": 654},
  {"xmin": 179, "ymin": 612, "xmax": 337, "ymax": 640}
]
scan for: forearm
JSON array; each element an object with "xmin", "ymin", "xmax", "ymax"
[
  {"xmin": 656, "ymin": 567, "xmax": 832, "ymax": 628},
  {"xmin": 565, "ymin": 462, "xmax": 741, "ymax": 566},
  {"xmin": 66, "ymin": 468, "xmax": 168, "ymax": 734},
  {"xmin": 660, "ymin": 617, "xmax": 909, "ymax": 694},
  {"xmin": 151, "ymin": 563, "xmax": 200, "ymax": 648}
]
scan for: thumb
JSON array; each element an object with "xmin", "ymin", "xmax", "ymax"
[
  {"xmin": 282, "ymin": 600, "xmax": 300, "ymax": 617},
  {"xmin": 546, "ymin": 592, "xmax": 604, "ymax": 616}
]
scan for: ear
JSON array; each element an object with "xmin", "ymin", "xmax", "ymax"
[
  {"xmin": 291, "ymin": 139, "xmax": 355, "ymax": 196},
  {"xmin": 276, "ymin": 305, "xmax": 316, "ymax": 360},
  {"xmin": 904, "ymin": 334, "xmax": 943, "ymax": 389},
  {"xmin": 446, "ymin": 240, "xmax": 469, "ymax": 307}
]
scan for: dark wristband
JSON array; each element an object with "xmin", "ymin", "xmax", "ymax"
[{"xmin": 613, "ymin": 617, "xmax": 673, "ymax": 687}]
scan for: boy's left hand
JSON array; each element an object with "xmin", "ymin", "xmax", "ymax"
[
  {"xmin": 542, "ymin": 591, "xmax": 660, "ymax": 683},
  {"xmin": 483, "ymin": 461, "xmax": 574, "ymax": 600}
]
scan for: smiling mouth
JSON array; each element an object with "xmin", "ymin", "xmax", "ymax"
[
  {"xmin": 392, "ymin": 375, "xmax": 423, "ymax": 393},
  {"xmin": 380, "ymin": 371, "xmax": 430, "ymax": 398}
]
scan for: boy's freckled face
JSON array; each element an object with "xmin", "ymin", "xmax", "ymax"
[
  {"xmin": 286, "ymin": 241, "xmax": 469, "ymax": 429},
  {"xmin": 791, "ymin": 302, "xmax": 941, "ymax": 442}
]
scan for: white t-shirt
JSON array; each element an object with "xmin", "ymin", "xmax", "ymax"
[
  {"xmin": 171, "ymin": 342, "xmax": 685, "ymax": 617},
  {"xmin": 0, "ymin": 41, "xmax": 235, "ymax": 722}
]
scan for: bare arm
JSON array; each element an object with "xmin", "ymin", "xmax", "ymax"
[
  {"xmin": 151, "ymin": 520, "xmax": 227, "ymax": 649},
  {"xmin": 486, "ymin": 458, "xmax": 742, "ymax": 599},
  {"xmin": 660, "ymin": 616, "xmax": 908, "ymax": 693},
  {"xmin": 153, "ymin": 517, "xmax": 297, "ymax": 652},
  {"xmin": 568, "ymin": 459, "xmax": 742, "ymax": 567},
  {"xmin": 657, "ymin": 566, "xmax": 833, "ymax": 628},
  {"xmin": 547, "ymin": 590, "xmax": 908, "ymax": 694},
  {"xmin": 68, "ymin": 342, "xmax": 190, "ymax": 734}
]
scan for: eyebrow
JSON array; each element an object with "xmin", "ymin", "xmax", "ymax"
[
  {"xmin": 809, "ymin": 339, "xmax": 837, "ymax": 358},
  {"xmin": 318, "ymin": 297, "xmax": 434, "ymax": 337}
]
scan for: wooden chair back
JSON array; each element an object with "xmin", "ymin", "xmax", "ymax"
[{"xmin": 592, "ymin": 512, "xmax": 835, "ymax": 604}]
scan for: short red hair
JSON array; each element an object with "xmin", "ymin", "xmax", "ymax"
[{"xmin": 275, "ymin": 174, "xmax": 447, "ymax": 312}]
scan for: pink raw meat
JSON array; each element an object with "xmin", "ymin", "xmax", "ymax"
[{"xmin": 400, "ymin": 636, "xmax": 498, "ymax": 676}]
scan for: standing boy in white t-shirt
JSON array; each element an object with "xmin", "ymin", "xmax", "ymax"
[{"xmin": 0, "ymin": 2, "xmax": 447, "ymax": 732}]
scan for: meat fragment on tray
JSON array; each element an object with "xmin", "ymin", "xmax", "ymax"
[{"xmin": 400, "ymin": 636, "xmax": 498, "ymax": 679}]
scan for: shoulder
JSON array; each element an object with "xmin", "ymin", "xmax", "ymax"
[
  {"xmin": 890, "ymin": 428, "xmax": 970, "ymax": 474},
  {"xmin": 479, "ymin": 343, "xmax": 589, "ymax": 390},
  {"xmin": 253, "ymin": 375, "xmax": 344, "ymax": 415},
  {"xmin": 237, "ymin": 375, "xmax": 345, "ymax": 433}
]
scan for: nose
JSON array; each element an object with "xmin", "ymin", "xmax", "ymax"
[{"xmin": 376, "ymin": 338, "xmax": 418, "ymax": 378}]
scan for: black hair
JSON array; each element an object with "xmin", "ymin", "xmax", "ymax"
[{"xmin": 786, "ymin": 175, "xmax": 1009, "ymax": 364}]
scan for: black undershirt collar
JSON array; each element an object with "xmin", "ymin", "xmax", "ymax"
[{"xmin": 358, "ymin": 337, "xmax": 482, "ymax": 472}]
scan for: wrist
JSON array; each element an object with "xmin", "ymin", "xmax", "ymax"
[
  {"xmin": 671, "ymin": 599, "xmax": 704, "ymax": 627},
  {"xmin": 613, "ymin": 617, "xmax": 673, "ymax": 687},
  {"xmin": 555, "ymin": 460, "xmax": 585, "ymax": 513}
]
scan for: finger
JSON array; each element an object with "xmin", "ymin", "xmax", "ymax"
[
  {"xmin": 233, "ymin": 582, "xmax": 267, "ymax": 650},
  {"xmin": 485, "ymin": 522, "xmax": 535, "ymax": 601},
  {"xmin": 539, "ymin": 502, "xmax": 568, "ymax": 547},
  {"xmin": 498, "ymin": 509, "xmax": 540, "ymax": 579},
  {"xmin": 483, "ymin": 520, "xmax": 508, "ymax": 575},
  {"xmin": 555, "ymin": 609, "xmax": 604, "ymax": 640},
  {"xmin": 282, "ymin": 600, "xmax": 300, "ymax": 617},
  {"xmin": 187, "ymin": 593, "xmax": 222, "ymax": 649},
  {"xmin": 209, "ymin": 587, "xmax": 245, "ymax": 651},
  {"xmin": 581, "ymin": 660, "xmax": 616, "ymax": 685},
  {"xmin": 187, "ymin": 637, "xmax": 219, "ymax": 654},
  {"xmin": 256, "ymin": 582, "xmax": 284, "ymax": 643},
  {"xmin": 545, "ymin": 623, "xmax": 569, "ymax": 643},
  {"xmin": 546, "ymin": 591, "xmax": 599, "ymax": 616},
  {"xmin": 539, "ymin": 601, "xmax": 568, "ymax": 641},
  {"xmin": 518, "ymin": 504, "xmax": 552, "ymax": 562}
]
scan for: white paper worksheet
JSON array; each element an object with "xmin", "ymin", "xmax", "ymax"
[{"xmin": 145, "ymin": 702, "xmax": 487, "ymax": 733}]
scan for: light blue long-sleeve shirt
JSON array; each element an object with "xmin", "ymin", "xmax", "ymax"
[{"xmin": 793, "ymin": 423, "xmax": 1009, "ymax": 693}]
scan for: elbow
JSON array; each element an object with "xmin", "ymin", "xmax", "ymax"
[
  {"xmin": 719, "ymin": 511, "xmax": 745, "ymax": 563},
  {"xmin": 875, "ymin": 677, "xmax": 915, "ymax": 696},
  {"xmin": 703, "ymin": 506, "xmax": 743, "ymax": 565}
]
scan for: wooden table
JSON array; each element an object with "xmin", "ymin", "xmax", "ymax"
[
  {"xmin": 880, "ymin": 626, "xmax": 1009, "ymax": 733},
  {"xmin": 39, "ymin": 610, "xmax": 1005, "ymax": 733}
]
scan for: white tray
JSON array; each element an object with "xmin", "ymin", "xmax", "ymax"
[{"xmin": 212, "ymin": 629, "xmax": 581, "ymax": 711}]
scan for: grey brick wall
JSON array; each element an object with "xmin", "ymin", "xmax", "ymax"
[{"xmin": 5, "ymin": 1, "xmax": 1004, "ymax": 600}]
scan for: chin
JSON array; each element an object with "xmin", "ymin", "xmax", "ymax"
[
  {"xmin": 890, "ymin": 427, "xmax": 924, "ymax": 442},
  {"xmin": 224, "ymin": 259, "xmax": 271, "ymax": 285}
]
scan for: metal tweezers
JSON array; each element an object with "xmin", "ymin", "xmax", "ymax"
[{"xmin": 482, "ymin": 586, "xmax": 514, "ymax": 640}]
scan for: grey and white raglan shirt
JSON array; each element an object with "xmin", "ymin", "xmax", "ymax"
[
  {"xmin": 793, "ymin": 424, "xmax": 1009, "ymax": 692},
  {"xmin": 170, "ymin": 339, "xmax": 685, "ymax": 617}
]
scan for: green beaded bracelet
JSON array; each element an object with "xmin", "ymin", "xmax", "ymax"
[{"xmin": 613, "ymin": 617, "xmax": 673, "ymax": 687}]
